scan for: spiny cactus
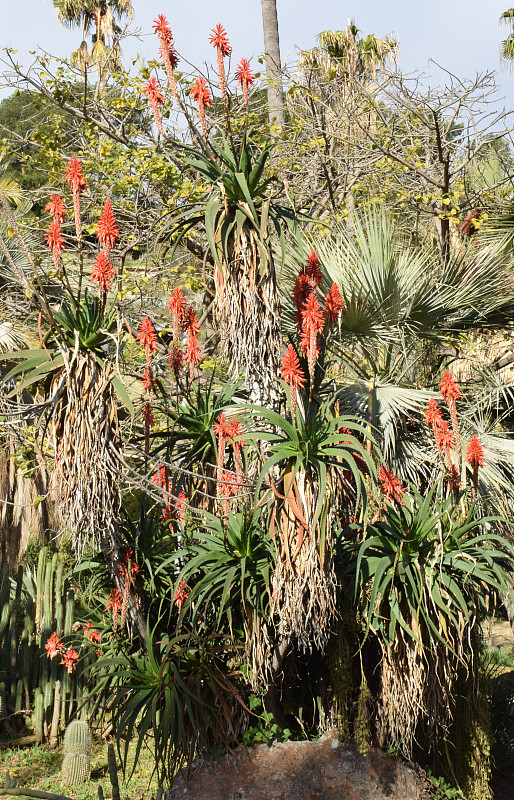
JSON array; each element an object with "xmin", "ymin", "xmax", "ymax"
[
  {"xmin": 62, "ymin": 752, "xmax": 90, "ymax": 786},
  {"xmin": 62, "ymin": 720, "xmax": 91, "ymax": 786},
  {"xmin": 63, "ymin": 719, "xmax": 91, "ymax": 754}
]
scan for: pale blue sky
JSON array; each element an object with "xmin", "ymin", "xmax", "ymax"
[{"xmin": 2, "ymin": 0, "xmax": 514, "ymax": 109}]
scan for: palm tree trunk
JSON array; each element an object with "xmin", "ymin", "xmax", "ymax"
[{"xmin": 260, "ymin": 0, "xmax": 285, "ymax": 127}]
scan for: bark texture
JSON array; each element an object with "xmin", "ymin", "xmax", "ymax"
[{"xmin": 260, "ymin": 0, "xmax": 285, "ymax": 127}]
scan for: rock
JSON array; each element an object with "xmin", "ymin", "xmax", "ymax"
[{"xmin": 171, "ymin": 730, "xmax": 434, "ymax": 800}]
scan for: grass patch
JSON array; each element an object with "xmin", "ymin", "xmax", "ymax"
[{"xmin": 0, "ymin": 739, "xmax": 160, "ymax": 800}]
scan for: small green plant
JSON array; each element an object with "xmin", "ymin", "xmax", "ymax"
[
  {"xmin": 425, "ymin": 769, "xmax": 465, "ymax": 800},
  {"xmin": 241, "ymin": 695, "xmax": 291, "ymax": 746}
]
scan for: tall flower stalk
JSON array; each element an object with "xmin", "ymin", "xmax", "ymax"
[
  {"xmin": 153, "ymin": 14, "xmax": 180, "ymax": 101},
  {"xmin": 65, "ymin": 158, "xmax": 86, "ymax": 244},
  {"xmin": 190, "ymin": 77, "xmax": 212, "ymax": 139},
  {"xmin": 235, "ymin": 58, "xmax": 255, "ymax": 110},
  {"xmin": 210, "ymin": 24, "xmax": 231, "ymax": 112},
  {"xmin": 144, "ymin": 77, "xmax": 166, "ymax": 137}
]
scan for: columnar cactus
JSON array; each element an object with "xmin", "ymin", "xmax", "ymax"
[{"xmin": 62, "ymin": 719, "xmax": 91, "ymax": 785}]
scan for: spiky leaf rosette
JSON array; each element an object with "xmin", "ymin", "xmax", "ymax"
[
  {"xmin": 173, "ymin": 134, "xmax": 298, "ymax": 410},
  {"xmin": 247, "ymin": 402, "xmax": 375, "ymax": 654}
]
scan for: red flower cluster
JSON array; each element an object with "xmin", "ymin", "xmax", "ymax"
[
  {"xmin": 138, "ymin": 317, "xmax": 158, "ymax": 360},
  {"xmin": 174, "ymin": 579, "xmax": 189, "ymax": 612},
  {"xmin": 280, "ymin": 344, "xmax": 305, "ymax": 417},
  {"xmin": 45, "ymin": 220, "xmax": 65, "ymax": 272},
  {"xmin": 83, "ymin": 621, "xmax": 101, "ymax": 645},
  {"xmin": 466, "ymin": 434, "xmax": 484, "ymax": 468},
  {"xmin": 91, "ymin": 251, "xmax": 115, "ymax": 295},
  {"xmin": 305, "ymin": 251, "xmax": 323, "ymax": 287},
  {"xmin": 60, "ymin": 647, "xmax": 79, "ymax": 674},
  {"xmin": 324, "ymin": 282, "xmax": 344, "ymax": 324},
  {"xmin": 45, "ymin": 195, "xmax": 66, "ymax": 223},
  {"xmin": 300, "ymin": 293, "xmax": 325, "ymax": 382},
  {"xmin": 45, "ymin": 632, "xmax": 64, "ymax": 660},
  {"xmin": 209, "ymin": 24, "xmax": 231, "ymax": 56},
  {"xmin": 190, "ymin": 77, "xmax": 212, "ymax": 139},
  {"xmin": 167, "ymin": 290, "xmax": 202, "ymax": 380},
  {"xmin": 152, "ymin": 14, "xmax": 179, "ymax": 98},
  {"xmin": 144, "ymin": 77, "xmax": 165, "ymax": 136},
  {"xmin": 466, "ymin": 434, "xmax": 484, "ymax": 492},
  {"xmin": 235, "ymin": 58, "xmax": 254, "ymax": 106},
  {"xmin": 378, "ymin": 464, "xmax": 405, "ymax": 506},
  {"xmin": 65, "ymin": 158, "xmax": 87, "ymax": 243},
  {"xmin": 210, "ymin": 24, "xmax": 231, "ymax": 108},
  {"xmin": 97, "ymin": 198, "xmax": 119, "ymax": 259},
  {"xmin": 105, "ymin": 588, "xmax": 123, "ymax": 632}
]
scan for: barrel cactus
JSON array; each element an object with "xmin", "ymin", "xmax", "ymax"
[{"xmin": 62, "ymin": 720, "xmax": 91, "ymax": 786}]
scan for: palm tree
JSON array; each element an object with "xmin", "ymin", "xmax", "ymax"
[
  {"xmin": 260, "ymin": 0, "xmax": 285, "ymax": 127},
  {"xmin": 299, "ymin": 20, "xmax": 398, "ymax": 86},
  {"xmin": 500, "ymin": 8, "xmax": 514, "ymax": 66},
  {"xmin": 53, "ymin": 0, "xmax": 133, "ymax": 72},
  {"xmin": 280, "ymin": 208, "xmax": 514, "ymax": 505}
]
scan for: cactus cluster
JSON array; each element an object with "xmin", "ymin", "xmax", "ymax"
[
  {"xmin": 0, "ymin": 547, "xmax": 91, "ymax": 743},
  {"xmin": 62, "ymin": 720, "xmax": 91, "ymax": 785}
]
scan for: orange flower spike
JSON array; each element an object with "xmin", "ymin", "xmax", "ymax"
[
  {"xmin": 182, "ymin": 305, "xmax": 200, "ymax": 338},
  {"xmin": 439, "ymin": 370, "xmax": 462, "ymax": 454},
  {"xmin": 379, "ymin": 464, "xmax": 405, "ymax": 506},
  {"xmin": 137, "ymin": 317, "xmax": 158, "ymax": 360},
  {"xmin": 91, "ymin": 251, "xmax": 115, "ymax": 296},
  {"xmin": 324, "ymin": 282, "xmax": 344, "ymax": 325},
  {"xmin": 144, "ymin": 77, "xmax": 165, "ymax": 137},
  {"xmin": 168, "ymin": 287, "xmax": 186, "ymax": 340},
  {"xmin": 301, "ymin": 293, "xmax": 325, "ymax": 382},
  {"xmin": 83, "ymin": 621, "xmax": 101, "ymax": 644},
  {"xmin": 152, "ymin": 14, "xmax": 179, "ymax": 98},
  {"xmin": 65, "ymin": 158, "xmax": 87, "ymax": 244},
  {"xmin": 142, "ymin": 366, "xmax": 154, "ymax": 395},
  {"xmin": 105, "ymin": 588, "xmax": 122, "ymax": 633},
  {"xmin": 45, "ymin": 195, "xmax": 66, "ymax": 223},
  {"xmin": 174, "ymin": 579, "xmax": 189, "ymax": 612},
  {"xmin": 190, "ymin": 77, "xmax": 212, "ymax": 139},
  {"xmin": 45, "ymin": 220, "xmax": 65, "ymax": 272},
  {"xmin": 235, "ymin": 58, "xmax": 254, "ymax": 107},
  {"xmin": 210, "ymin": 24, "xmax": 231, "ymax": 109},
  {"xmin": 60, "ymin": 647, "xmax": 79, "ymax": 675},
  {"xmin": 467, "ymin": 434, "xmax": 484, "ymax": 492},
  {"xmin": 425, "ymin": 398, "xmax": 445, "ymax": 451},
  {"xmin": 435, "ymin": 420, "xmax": 455, "ymax": 470},
  {"xmin": 305, "ymin": 250, "xmax": 323, "ymax": 287},
  {"xmin": 183, "ymin": 335, "xmax": 202, "ymax": 380},
  {"xmin": 281, "ymin": 344, "xmax": 305, "ymax": 417},
  {"xmin": 45, "ymin": 632, "xmax": 64, "ymax": 660},
  {"xmin": 213, "ymin": 413, "xmax": 232, "ymax": 498},
  {"xmin": 228, "ymin": 418, "xmax": 245, "ymax": 484},
  {"xmin": 97, "ymin": 198, "xmax": 119, "ymax": 260},
  {"xmin": 152, "ymin": 13, "xmax": 172, "ymax": 43}
]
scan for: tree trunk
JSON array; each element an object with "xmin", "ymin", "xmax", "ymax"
[{"xmin": 260, "ymin": 0, "xmax": 285, "ymax": 127}]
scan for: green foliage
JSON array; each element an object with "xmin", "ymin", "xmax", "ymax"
[
  {"xmin": 172, "ymin": 133, "xmax": 299, "ymax": 274},
  {"xmin": 349, "ymin": 482, "xmax": 513, "ymax": 650},
  {"xmin": 93, "ymin": 626, "xmax": 245, "ymax": 785},
  {"xmin": 171, "ymin": 507, "xmax": 274, "ymax": 629},
  {"xmin": 156, "ymin": 379, "xmax": 242, "ymax": 470},
  {"xmin": 249, "ymin": 402, "xmax": 375, "ymax": 525},
  {"xmin": 241, "ymin": 694, "xmax": 292, "ymax": 746}
]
